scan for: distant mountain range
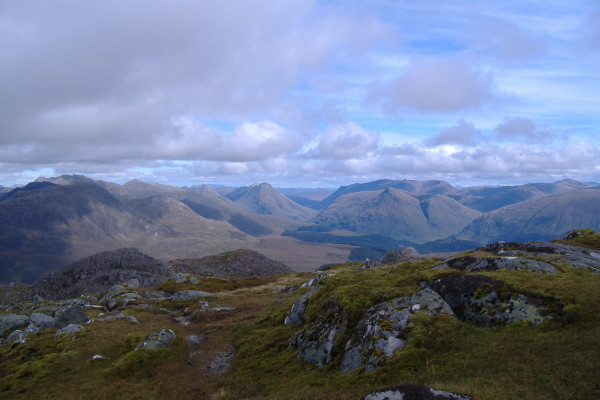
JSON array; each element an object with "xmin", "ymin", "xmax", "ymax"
[{"xmin": 0, "ymin": 174, "xmax": 598, "ymax": 284}]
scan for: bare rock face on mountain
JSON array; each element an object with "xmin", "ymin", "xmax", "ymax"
[
  {"xmin": 226, "ymin": 183, "xmax": 318, "ymax": 222},
  {"xmin": 32, "ymin": 248, "xmax": 169, "ymax": 300},
  {"xmin": 170, "ymin": 249, "xmax": 293, "ymax": 279}
]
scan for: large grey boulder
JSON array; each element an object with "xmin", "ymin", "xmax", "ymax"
[
  {"xmin": 0, "ymin": 313, "xmax": 29, "ymax": 336},
  {"xmin": 429, "ymin": 274, "xmax": 559, "ymax": 326},
  {"xmin": 362, "ymin": 384, "xmax": 472, "ymax": 400},
  {"xmin": 341, "ymin": 289, "xmax": 454, "ymax": 374},
  {"xmin": 135, "ymin": 329, "xmax": 176, "ymax": 350},
  {"xmin": 289, "ymin": 301, "xmax": 347, "ymax": 367},
  {"xmin": 53, "ymin": 305, "xmax": 90, "ymax": 329},
  {"xmin": 26, "ymin": 312, "xmax": 54, "ymax": 333}
]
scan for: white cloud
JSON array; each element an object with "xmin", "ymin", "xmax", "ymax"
[
  {"xmin": 317, "ymin": 122, "xmax": 379, "ymax": 159},
  {"xmin": 367, "ymin": 58, "xmax": 496, "ymax": 114}
]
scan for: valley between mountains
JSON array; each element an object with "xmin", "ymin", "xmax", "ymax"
[{"xmin": 0, "ymin": 175, "xmax": 599, "ymax": 284}]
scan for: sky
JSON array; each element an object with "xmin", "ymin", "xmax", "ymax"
[{"xmin": 1, "ymin": 0, "xmax": 599, "ymax": 188}]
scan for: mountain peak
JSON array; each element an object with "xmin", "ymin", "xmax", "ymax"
[{"xmin": 226, "ymin": 183, "xmax": 317, "ymax": 222}]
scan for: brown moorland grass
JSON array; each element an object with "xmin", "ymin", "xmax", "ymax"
[{"xmin": 1, "ymin": 260, "xmax": 598, "ymax": 400}]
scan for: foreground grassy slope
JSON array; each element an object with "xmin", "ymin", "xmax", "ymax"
[{"xmin": 1, "ymin": 240, "xmax": 599, "ymax": 399}]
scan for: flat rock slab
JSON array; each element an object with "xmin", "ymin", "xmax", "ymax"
[
  {"xmin": 362, "ymin": 384, "xmax": 472, "ymax": 400},
  {"xmin": 170, "ymin": 290, "xmax": 213, "ymax": 301}
]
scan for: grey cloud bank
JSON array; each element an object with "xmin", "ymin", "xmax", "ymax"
[{"xmin": 0, "ymin": 0, "xmax": 598, "ymax": 188}]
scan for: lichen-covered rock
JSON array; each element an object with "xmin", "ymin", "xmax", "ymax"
[
  {"xmin": 362, "ymin": 384, "xmax": 472, "ymax": 400},
  {"xmin": 289, "ymin": 301, "xmax": 347, "ymax": 367},
  {"xmin": 429, "ymin": 275, "xmax": 559, "ymax": 326},
  {"xmin": 0, "ymin": 313, "xmax": 29, "ymax": 336},
  {"xmin": 170, "ymin": 290, "xmax": 212, "ymax": 301},
  {"xmin": 284, "ymin": 286, "xmax": 321, "ymax": 325},
  {"xmin": 341, "ymin": 289, "xmax": 454, "ymax": 374},
  {"xmin": 54, "ymin": 323, "xmax": 85, "ymax": 339},
  {"xmin": 435, "ymin": 256, "xmax": 557, "ymax": 274},
  {"xmin": 135, "ymin": 329, "xmax": 175, "ymax": 350}
]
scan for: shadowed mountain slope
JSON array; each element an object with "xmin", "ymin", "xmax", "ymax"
[{"xmin": 455, "ymin": 187, "xmax": 600, "ymax": 245}]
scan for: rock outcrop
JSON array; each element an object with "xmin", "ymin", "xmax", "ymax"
[
  {"xmin": 362, "ymin": 384, "xmax": 473, "ymax": 400},
  {"xmin": 435, "ymin": 255, "xmax": 557, "ymax": 274},
  {"xmin": 341, "ymin": 289, "xmax": 454, "ymax": 374},
  {"xmin": 289, "ymin": 301, "xmax": 348, "ymax": 367},
  {"xmin": 170, "ymin": 249, "xmax": 293, "ymax": 279},
  {"xmin": 135, "ymin": 329, "xmax": 176, "ymax": 350},
  {"xmin": 428, "ymin": 275, "xmax": 558, "ymax": 326}
]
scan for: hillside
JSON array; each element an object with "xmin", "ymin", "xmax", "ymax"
[
  {"xmin": 0, "ymin": 233, "xmax": 598, "ymax": 399},
  {"xmin": 456, "ymin": 187, "xmax": 600, "ymax": 245},
  {"xmin": 317, "ymin": 179, "xmax": 456, "ymax": 210},
  {"xmin": 0, "ymin": 180, "xmax": 351, "ymax": 284},
  {"xmin": 314, "ymin": 188, "xmax": 481, "ymax": 243},
  {"xmin": 226, "ymin": 182, "xmax": 318, "ymax": 222},
  {"xmin": 450, "ymin": 179, "xmax": 596, "ymax": 212}
]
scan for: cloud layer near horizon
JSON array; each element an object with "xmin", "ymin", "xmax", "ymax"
[{"xmin": 0, "ymin": 0, "xmax": 598, "ymax": 187}]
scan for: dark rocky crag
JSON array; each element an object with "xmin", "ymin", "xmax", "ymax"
[
  {"xmin": 32, "ymin": 248, "xmax": 169, "ymax": 300},
  {"xmin": 170, "ymin": 249, "xmax": 293, "ymax": 279}
]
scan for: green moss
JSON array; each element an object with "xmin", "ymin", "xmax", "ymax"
[{"xmin": 111, "ymin": 348, "xmax": 170, "ymax": 378}]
